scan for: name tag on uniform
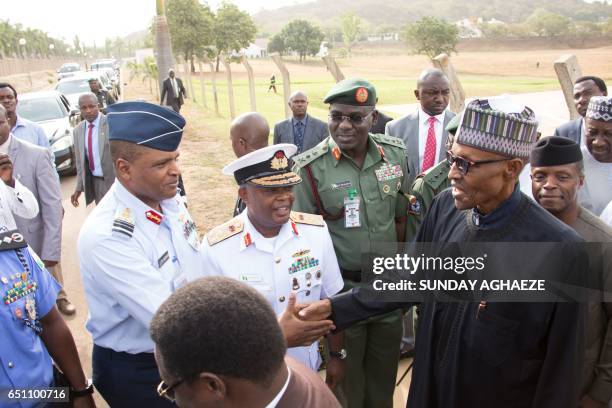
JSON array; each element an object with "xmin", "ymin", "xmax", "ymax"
[
  {"xmin": 158, "ymin": 251, "xmax": 170, "ymax": 268},
  {"xmin": 344, "ymin": 196, "xmax": 361, "ymax": 228},
  {"xmin": 241, "ymin": 273, "xmax": 262, "ymax": 283}
]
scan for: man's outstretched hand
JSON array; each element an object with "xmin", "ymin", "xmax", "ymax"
[
  {"xmin": 297, "ymin": 298, "xmax": 333, "ymax": 322},
  {"xmin": 279, "ymin": 293, "xmax": 335, "ymax": 347}
]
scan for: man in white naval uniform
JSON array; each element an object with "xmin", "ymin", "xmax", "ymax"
[{"xmin": 201, "ymin": 144, "xmax": 346, "ymax": 390}]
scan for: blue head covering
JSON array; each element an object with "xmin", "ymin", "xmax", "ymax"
[{"xmin": 106, "ymin": 101, "xmax": 185, "ymax": 151}]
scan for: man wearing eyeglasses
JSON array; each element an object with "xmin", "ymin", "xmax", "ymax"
[
  {"xmin": 385, "ymin": 69, "xmax": 455, "ymax": 188},
  {"xmin": 298, "ymin": 95, "xmax": 587, "ymax": 408},
  {"xmin": 292, "ymin": 78, "xmax": 409, "ymax": 408}
]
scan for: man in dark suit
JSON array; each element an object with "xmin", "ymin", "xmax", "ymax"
[
  {"xmin": 71, "ymin": 93, "xmax": 115, "ymax": 207},
  {"xmin": 385, "ymin": 69, "xmax": 455, "ymax": 187},
  {"xmin": 554, "ymin": 76, "xmax": 607, "ymax": 144},
  {"xmin": 160, "ymin": 69, "xmax": 186, "ymax": 113},
  {"xmin": 370, "ymin": 109, "xmax": 393, "ymax": 134},
  {"xmin": 273, "ymin": 91, "xmax": 328, "ymax": 153}
]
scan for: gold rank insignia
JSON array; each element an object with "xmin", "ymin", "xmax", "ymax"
[
  {"xmin": 290, "ymin": 211, "xmax": 324, "ymax": 227},
  {"xmin": 207, "ymin": 216, "xmax": 244, "ymax": 246},
  {"xmin": 270, "ymin": 151, "xmax": 289, "ymax": 170}
]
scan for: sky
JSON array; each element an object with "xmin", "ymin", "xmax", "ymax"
[{"xmin": 5, "ymin": 0, "xmax": 313, "ymax": 46}]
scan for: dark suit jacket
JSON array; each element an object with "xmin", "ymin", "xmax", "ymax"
[
  {"xmin": 371, "ymin": 111, "xmax": 393, "ymax": 134},
  {"xmin": 73, "ymin": 115, "xmax": 115, "ymax": 205},
  {"xmin": 160, "ymin": 77, "xmax": 186, "ymax": 108},
  {"xmin": 273, "ymin": 114, "xmax": 328, "ymax": 153},
  {"xmin": 9, "ymin": 137, "xmax": 63, "ymax": 262},
  {"xmin": 385, "ymin": 110, "xmax": 456, "ymax": 187},
  {"xmin": 553, "ymin": 117, "xmax": 583, "ymax": 144}
]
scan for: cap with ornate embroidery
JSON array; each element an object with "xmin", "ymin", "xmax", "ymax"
[
  {"xmin": 323, "ymin": 78, "xmax": 377, "ymax": 106},
  {"xmin": 223, "ymin": 144, "xmax": 302, "ymax": 187},
  {"xmin": 455, "ymin": 95, "xmax": 539, "ymax": 159},
  {"xmin": 107, "ymin": 101, "xmax": 185, "ymax": 151},
  {"xmin": 586, "ymin": 96, "xmax": 612, "ymax": 123}
]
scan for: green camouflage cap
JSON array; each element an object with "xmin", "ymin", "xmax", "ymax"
[{"xmin": 323, "ymin": 78, "xmax": 377, "ymax": 106}]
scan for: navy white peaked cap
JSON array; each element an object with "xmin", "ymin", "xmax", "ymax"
[{"xmin": 107, "ymin": 101, "xmax": 186, "ymax": 151}]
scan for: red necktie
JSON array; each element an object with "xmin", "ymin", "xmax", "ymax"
[
  {"xmin": 87, "ymin": 123, "xmax": 95, "ymax": 173},
  {"xmin": 422, "ymin": 116, "xmax": 437, "ymax": 172}
]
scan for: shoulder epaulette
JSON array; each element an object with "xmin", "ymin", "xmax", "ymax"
[
  {"xmin": 290, "ymin": 211, "xmax": 325, "ymax": 227},
  {"xmin": 371, "ymin": 133, "xmax": 406, "ymax": 149},
  {"xmin": 292, "ymin": 139, "xmax": 329, "ymax": 168},
  {"xmin": 421, "ymin": 160, "xmax": 451, "ymax": 190},
  {"xmin": 112, "ymin": 207, "xmax": 135, "ymax": 239},
  {"xmin": 206, "ymin": 216, "xmax": 244, "ymax": 246}
]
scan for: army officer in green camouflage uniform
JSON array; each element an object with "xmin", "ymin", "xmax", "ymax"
[{"xmin": 292, "ymin": 78, "xmax": 409, "ymax": 408}]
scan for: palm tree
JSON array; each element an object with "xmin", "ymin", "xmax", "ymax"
[{"xmin": 154, "ymin": 0, "xmax": 174, "ymax": 92}]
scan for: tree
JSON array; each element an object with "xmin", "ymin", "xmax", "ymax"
[
  {"xmin": 167, "ymin": 0, "xmax": 214, "ymax": 72},
  {"xmin": 267, "ymin": 33, "xmax": 286, "ymax": 55},
  {"xmin": 526, "ymin": 9, "xmax": 571, "ymax": 37},
  {"xmin": 154, "ymin": 0, "xmax": 175, "ymax": 94},
  {"xmin": 402, "ymin": 17, "xmax": 459, "ymax": 60},
  {"xmin": 341, "ymin": 12, "xmax": 362, "ymax": 54},
  {"xmin": 279, "ymin": 20, "xmax": 324, "ymax": 61},
  {"xmin": 213, "ymin": 2, "xmax": 257, "ymax": 71}
]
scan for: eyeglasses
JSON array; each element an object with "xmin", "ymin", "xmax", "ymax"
[
  {"xmin": 157, "ymin": 378, "xmax": 184, "ymax": 402},
  {"xmin": 328, "ymin": 110, "xmax": 374, "ymax": 125},
  {"xmin": 446, "ymin": 150, "xmax": 511, "ymax": 175}
]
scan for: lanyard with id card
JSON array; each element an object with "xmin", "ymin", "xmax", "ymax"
[{"xmin": 344, "ymin": 188, "xmax": 361, "ymax": 228}]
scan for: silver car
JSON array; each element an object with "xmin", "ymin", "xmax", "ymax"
[{"xmin": 16, "ymin": 91, "xmax": 79, "ymax": 175}]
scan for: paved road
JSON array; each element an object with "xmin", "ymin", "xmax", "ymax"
[{"xmin": 379, "ymin": 90, "xmax": 570, "ymax": 136}]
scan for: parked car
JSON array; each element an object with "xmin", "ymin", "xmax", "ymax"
[
  {"xmin": 56, "ymin": 63, "xmax": 81, "ymax": 81},
  {"xmin": 16, "ymin": 91, "xmax": 79, "ymax": 175},
  {"xmin": 55, "ymin": 72, "xmax": 117, "ymax": 109}
]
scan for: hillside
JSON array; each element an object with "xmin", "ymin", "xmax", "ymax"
[{"xmin": 253, "ymin": 0, "xmax": 612, "ymax": 35}]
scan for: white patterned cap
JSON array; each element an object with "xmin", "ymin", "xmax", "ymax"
[{"xmin": 586, "ymin": 96, "xmax": 612, "ymax": 123}]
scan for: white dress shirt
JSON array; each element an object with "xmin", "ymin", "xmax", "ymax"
[
  {"xmin": 601, "ymin": 200, "xmax": 612, "ymax": 227},
  {"xmin": 78, "ymin": 181, "xmax": 203, "ymax": 354},
  {"xmin": 417, "ymin": 107, "xmax": 445, "ymax": 171},
  {"xmin": 201, "ymin": 210, "xmax": 344, "ymax": 371},
  {"xmin": 578, "ymin": 146, "xmax": 612, "ymax": 216},
  {"xmin": 84, "ymin": 113, "xmax": 104, "ymax": 177},
  {"xmin": 0, "ymin": 134, "xmax": 39, "ymax": 229}
]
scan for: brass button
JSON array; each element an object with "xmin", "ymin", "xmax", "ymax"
[
  {"xmin": 274, "ymin": 257, "xmax": 281, "ymax": 264},
  {"xmin": 278, "ymin": 296, "xmax": 285, "ymax": 302}
]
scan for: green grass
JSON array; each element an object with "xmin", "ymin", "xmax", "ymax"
[{"xmin": 187, "ymin": 73, "xmax": 563, "ymax": 130}]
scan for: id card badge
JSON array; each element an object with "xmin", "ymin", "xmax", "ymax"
[{"xmin": 344, "ymin": 189, "xmax": 361, "ymax": 228}]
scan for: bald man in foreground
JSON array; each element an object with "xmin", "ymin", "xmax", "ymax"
[
  {"xmin": 273, "ymin": 91, "xmax": 329, "ymax": 153},
  {"xmin": 230, "ymin": 112, "xmax": 270, "ymax": 215}
]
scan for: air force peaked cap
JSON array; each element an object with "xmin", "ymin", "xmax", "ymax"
[{"xmin": 107, "ymin": 101, "xmax": 185, "ymax": 151}]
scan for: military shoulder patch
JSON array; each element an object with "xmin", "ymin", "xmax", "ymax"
[
  {"xmin": 291, "ymin": 138, "xmax": 330, "ymax": 168},
  {"xmin": 206, "ymin": 216, "xmax": 244, "ymax": 246},
  {"xmin": 371, "ymin": 133, "xmax": 406, "ymax": 149},
  {"xmin": 112, "ymin": 207, "xmax": 135, "ymax": 239},
  {"xmin": 290, "ymin": 211, "xmax": 324, "ymax": 227},
  {"xmin": 407, "ymin": 194, "xmax": 423, "ymax": 216},
  {"xmin": 422, "ymin": 160, "xmax": 451, "ymax": 190}
]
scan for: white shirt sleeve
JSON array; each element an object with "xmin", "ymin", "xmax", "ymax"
[
  {"xmin": 320, "ymin": 224, "xmax": 344, "ymax": 299},
  {"xmin": 4, "ymin": 178, "xmax": 39, "ymax": 220},
  {"xmin": 601, "ymin": 201, "xmax": 612, "ymax": 227}
]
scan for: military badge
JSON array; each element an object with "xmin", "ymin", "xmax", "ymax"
[
  {"xmin": 270, "ymin": 150, "xmax": 289, "ymax": 170},
  {"xmin": 146, "ymin": 210, "xmax": 163, "ymax": 225},
  {"xmin": 332, "ymin": 146, "xmax": 342, "ymax": 161},
  {"xmin": 355, "ymin": 87, "xmax": 369, "ymax": 103},
  {"xmin": 408, "ymin": 197, "xmax": 422, "ymax": 215},
  {"xmin": 292, "ymin": 249, "xmax": 311, "ymax": 258}
]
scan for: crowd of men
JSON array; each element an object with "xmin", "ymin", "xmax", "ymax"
[{"xmin": 0, "ymin": 63, "xmax": 611, "ymax": 408}]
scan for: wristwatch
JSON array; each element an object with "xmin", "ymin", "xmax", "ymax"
[
  {"xmin": 330, "ymin": 349, "xmax": 347, "ymax": 360},
  {"xmin": 71, "ymin": 378, "xmax": 94, "ymax": 397}
]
